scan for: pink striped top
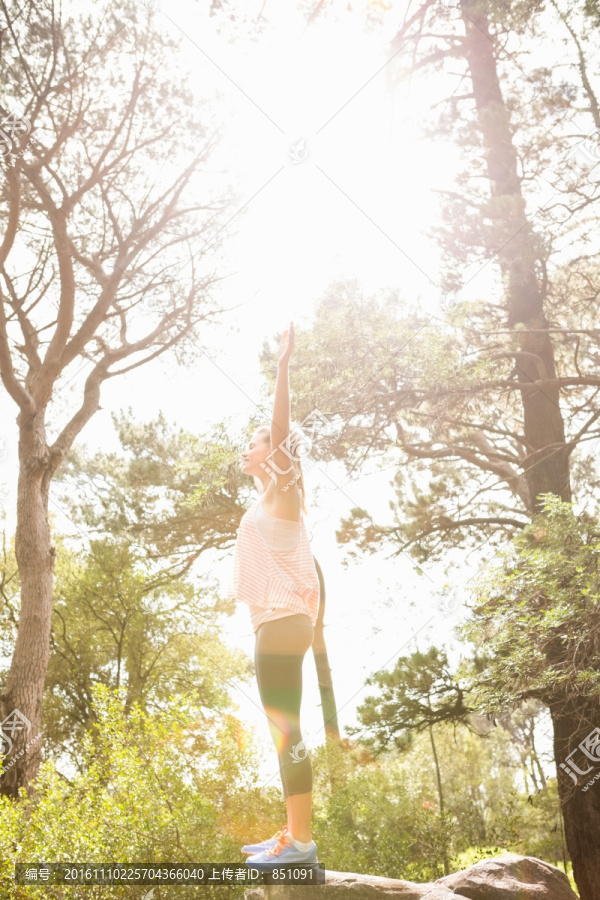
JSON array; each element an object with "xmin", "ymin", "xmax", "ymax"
[{"xmin": 228, "ymin": 495, "xmax": 320, "ymax": 633}]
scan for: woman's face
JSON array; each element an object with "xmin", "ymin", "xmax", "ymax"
[{"xmin": 240, "ymin": 431, "xmax": 271, "ymax": 478}]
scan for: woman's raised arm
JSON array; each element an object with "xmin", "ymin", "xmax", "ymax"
[{"xmin": 269, "ymin": 321, "xmax": 295, "ymax": 484}]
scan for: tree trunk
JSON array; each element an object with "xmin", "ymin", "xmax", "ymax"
[
  {"xmin": 312, "ymin": 554, "xmax": 347, "ymax": 829},
  {"xmin": 461, "ymin": 0, "xmax": 571, "ymax": 512},
  {"xmin": 531, "ymin": 730, "xmax": 546, "ymax": 790},
  {"xmin": 551, "ymin": 699, "xmax": 600, "ymax": 900},
  {"xmin": 312, "ymin": 556, "xmax": 340, "ymax": 740},
  {"xmin": 428, "ymin": 721, "xmax": 449, "ymax": 876},
  {"xmin": 459, "ymin": 0, "xmax": 588, "ymax": 889},
  {"xmin": 0, "ymin": 413, "xmax": 54, "ymax": 798}
]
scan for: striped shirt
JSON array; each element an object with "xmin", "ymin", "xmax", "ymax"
[{"xmin": 228, "ymin": 495, "xmax": 320, "ymax": 633}]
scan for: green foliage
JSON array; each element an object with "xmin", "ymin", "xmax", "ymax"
[
  {"xmin": 1, "ymin": 411, "xmax": 258, "ymax": 763},
  {"xmin": 351, "ymin": 647, "xmax": 472, "ymax": 754},
  {"xmin": 54, "ymin": 410, "xmax": 248, "ymax": 566},
  {"xmin": 1, "ymin": 685, "xmax": 279, "ymax": 899},
  {"xmin": 0, "ymin": 529, "xmax": 19, "ymax": 684},
  {"xmin": 463, "ymin": 495, "xmax": 600, "ymax": 711},
  {"xmin": 311, "ymin": 735, "xmax": 468, "ymax": 881},
  {"xmin": 310, "ymin": 724, "xmax": 565, "ymax": 882},
  {"xmin": 583, "ymin": 0, "xmax": 600, "ymax": 28},
  {"xmin": 35, "ymin": 534, "xmax": 247, "ymax": 765},
  {"xmin": 280, "ymin": 287, "xmax": 532, "ymax": 565},
  {"xmin": 0, "ymin": 690, "xmax": 569, "ymax": 895}
]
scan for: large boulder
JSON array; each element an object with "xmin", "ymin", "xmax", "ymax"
[
  {"xmin": 244, "ymin": 854, "xmax": 578, "ymax": 899},
  {"xmin": 434, "ymin": 854, "xmax": 577, "ymax": 900},
  {"xmin": 246, "ymin": 869, "xmax": 433, "ymax": 899}
]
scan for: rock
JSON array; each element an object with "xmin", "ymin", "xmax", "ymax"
[
  {"xmin": 244, "ymin": 869, "xmax": 442, "ymax": 898},
  {"xmin": 433, "ymin": 853, "xmax": 577, "ymax": 900},
  {"xmin": 243, "ymin": 854, "xmax": 578, "ymax": 900}
]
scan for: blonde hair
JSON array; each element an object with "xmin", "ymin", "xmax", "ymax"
[{"xmin": 254, "ymin": 425, "xmax": 307, "ymax": 514}]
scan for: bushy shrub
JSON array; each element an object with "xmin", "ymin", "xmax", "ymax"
[
  {"xmin": 0, "ymin": 685, "xmax": 571, "ymax": 895},
  {"xmin": 1, "ymin": 684, "xmax": 280, "ymax": 899}
]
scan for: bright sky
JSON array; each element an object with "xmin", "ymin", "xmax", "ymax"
[{"xmin": 0, "ymin": 0, "xmax": 564, "ymax": 785}]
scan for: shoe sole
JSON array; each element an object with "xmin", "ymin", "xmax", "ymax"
[{"xmin": 243, "ymin": 846, "xmax": 319, "ymax": 868}]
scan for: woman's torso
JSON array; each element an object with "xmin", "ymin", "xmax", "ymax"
[{"xmin": 229, "ymin": 493, "xmax": 320, "ymax": 632}]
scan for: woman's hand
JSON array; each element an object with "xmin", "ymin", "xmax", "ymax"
[{"xmin": 277, "ymin": 321, "xmax": 295, "ymax": 367}]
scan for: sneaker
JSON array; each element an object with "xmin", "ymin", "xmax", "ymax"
[
  {"xmin": 245, "ymin": 831, "xmax": 318, "ymax": 868},
  {"xmin": 241, "ymin": 826, "xmax": 289, "ymax": 855}
]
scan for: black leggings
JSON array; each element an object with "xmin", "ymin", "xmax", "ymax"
[{"xmin": 254, "ymin": 613, "xmax": 314, "ymax": 797}]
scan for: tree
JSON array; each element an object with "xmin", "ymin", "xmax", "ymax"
[
  {"xmin": 464, "ymin": 496, "xmax": 600, "ymax": 900},
  {"xmin": 42, "ymin": 536, "xmax": 247, "ymax": 767},
  {"xmin": 350, "ymin": 647, "xmax": 472, "ymax": 874},
  {"xmin": 1, "ymin": 684, "xmax": 282, "ymax": 896},
  {"xmin": 54, "ymin": 410, "xmax": 248, "ymax": 576},
  {"xmin": 0, "ymin": 0, "xmax": 237, "ymax": 796},
  {"xmin": 284, "ymin": 0, "xmax": 600, "ymax": 890},
  {"xmin": 497, "ymin": 700, "xmax": 548, "ymax": 795},
  {"xmin": 312, "ymin": 555, "xmax": 341, "ymax": 741}
]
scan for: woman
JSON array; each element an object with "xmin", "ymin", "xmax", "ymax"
[{"xmin": 229, "ymin": 321, "xmax": 320, "ymax": 867}]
